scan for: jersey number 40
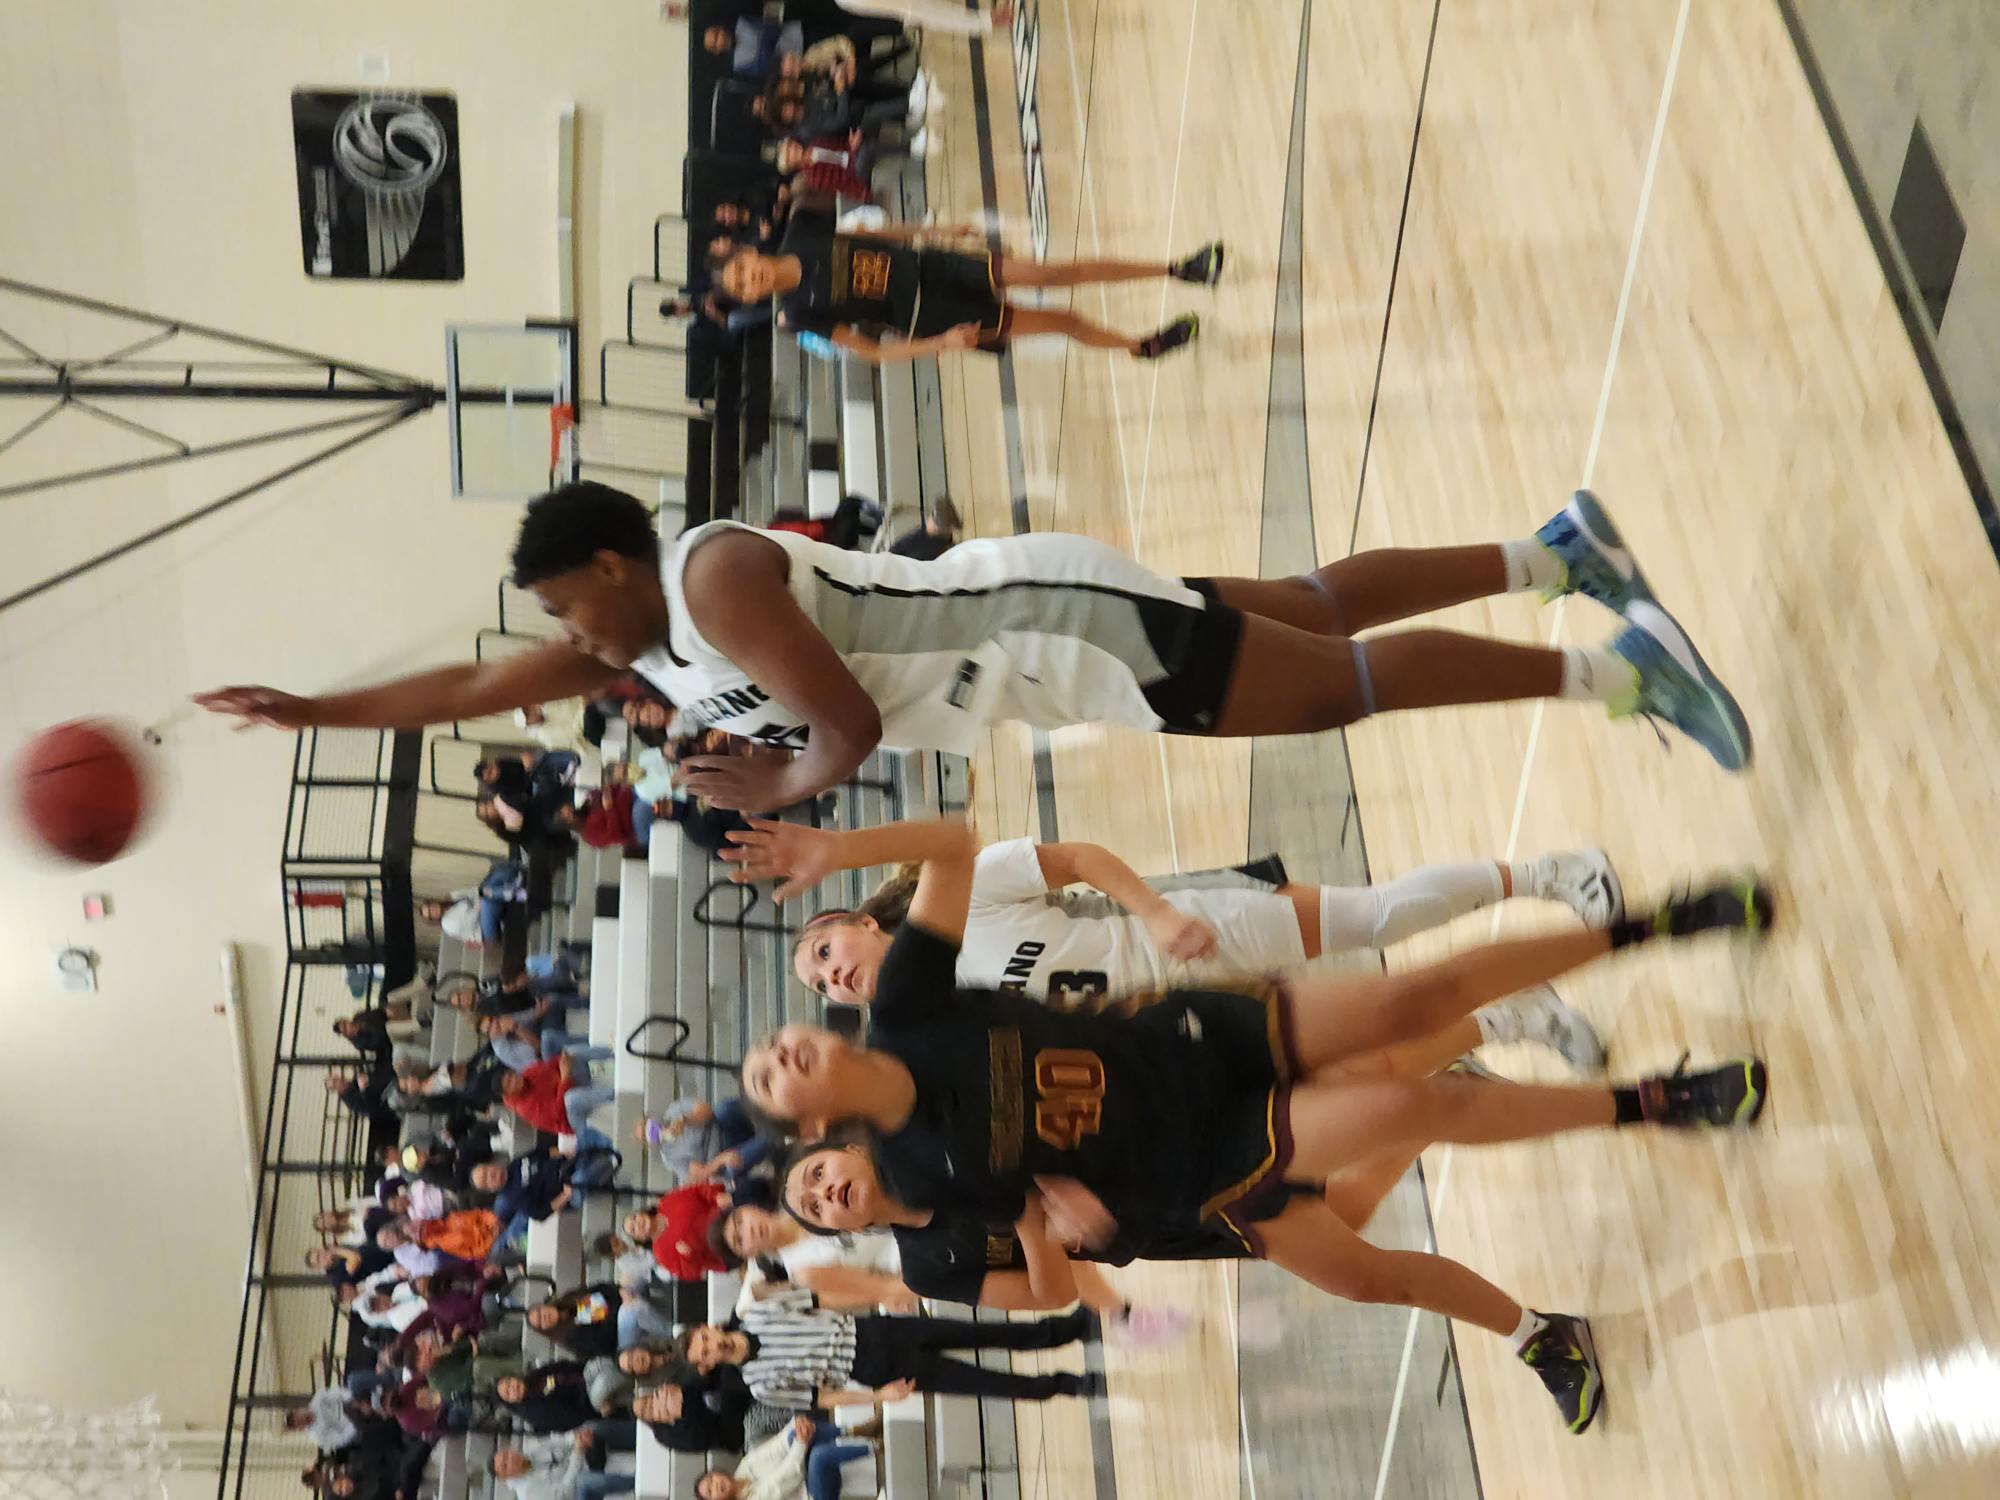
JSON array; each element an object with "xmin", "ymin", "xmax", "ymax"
[{"xmin": 1033, "ymin": 1048, "xmax": 1106, "ymax": 1150}]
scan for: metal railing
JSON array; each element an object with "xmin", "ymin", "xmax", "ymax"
[{"xmin": 216, "ymin": 730, "xmax": 423, "ymax": 1500}]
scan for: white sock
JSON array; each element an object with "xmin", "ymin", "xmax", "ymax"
[
  {"xmin": 1317, "ymin": 862, "xmax": 1506, "ymax": 952},
  {"xmin": 1499, "ymin": 537, "xmax": 1562, "ymax": 594},
  {"xmin": 1474, "ymin": 1001, "xmax": 1526, "ymax": 1047},
  {"xmin": 1557, "ymin": 647, "xmax": 1636, "ymax": 704},
  {"xmin": 1508, "ymin": 856, "xmax": 1551, "ymax": 901},
  {"xmin": 1509, "ymin": 1308, "xmax": 1550, "ymax": 1352}
]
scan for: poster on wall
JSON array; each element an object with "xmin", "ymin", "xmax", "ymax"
[{"xmin": 291, "ymin": 89, "xmax": 463, "ymax": 281}]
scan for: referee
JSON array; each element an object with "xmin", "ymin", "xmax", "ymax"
[{"xmin": 673, "ymin": 1286, "xmax": 1101, "ymax": 1409}]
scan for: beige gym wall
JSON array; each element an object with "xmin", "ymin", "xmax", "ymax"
[{"xmin": 0, "ymin": 0, "xmax": 687, "ymax": 1434}]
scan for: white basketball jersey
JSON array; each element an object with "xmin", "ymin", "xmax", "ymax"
[
  {"xmin": 956, "ymin": 839, "xmax": 1307, "ymax": 1009},
  {"xmin": 627, "ymin": 522, "xmax": 1205, "ymax": 755}
]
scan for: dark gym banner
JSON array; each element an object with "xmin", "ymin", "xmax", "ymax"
[{"xmin": 291, "ymin": 89, "xmax": 463, "ymax": 281}]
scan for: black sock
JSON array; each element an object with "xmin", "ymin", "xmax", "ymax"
[
  {"xmin": 1612, "ymin": 1085, "xmax": 1646, "ymax": 1125},
  {"xmin": 1606, "ymin": 917, "xmax": 1653, "ymax": 951}
]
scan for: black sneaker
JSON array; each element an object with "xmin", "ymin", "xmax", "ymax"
[
  {"xmin": 1170, "ymin": 241, "xmax": 1226, "ymax": 286},
  {"xmin": 1519, "ymin": 1312, "xmax": 1603, "ymax": 1434},
  {"xmin": 1135, "ymin": 313, "xmax": 1199, "ymax": 360},
  {"xmin": 1639, "ymin": 1055, "xmax": 1769, "ymax": 1127},
  {"xmin": 1647, "ymin": 876, "xmax": 1774, "ymax": 940}
]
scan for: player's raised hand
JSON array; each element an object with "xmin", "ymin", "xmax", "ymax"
[
  {"xmin": 720, "ymin": 815, "xmax": 841, "ymax": 901},
  {"xmin": 193, "ymin": 685, "xmax": 317, "ymax": 730}
]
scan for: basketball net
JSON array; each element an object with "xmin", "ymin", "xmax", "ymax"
[
  {"xmin": 0, "ymin": 1393, "xmax": 175, "ymax": 1500},
  {"xmin": 549, "ymin": 403, "xmax": 577, "ymax": 481}
]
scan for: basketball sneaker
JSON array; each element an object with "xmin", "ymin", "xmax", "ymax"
[
  {"xmin": 1644, "ymin": 875, "xmax": 1775, "ymax": 939},
  {"xmin": 1136, "ymin": 313, "xmax": 1200, "ymax": 359},
  {"xmin": 1534, "ymin": 489, "xmax": 1656, "ymax": 614},
  {"xmin": 1524, "ymin": 848, "xmax": 1624, "ymax": 926},
  {"xmin": 1520, "ymin": 1312, "xmax": 1604, "ymax": 1434},
  {"xmin": 1636, "ymin": 1056, "xmax": 1769, "ymax": 1128},
  {"xmin": 1502, "ymin": 986, "xmax": 1607, "ymax": 1073},
  {"xmin": 1171, "ymin": 242, "xmax": 1226, "ymax": 286},
  {"xmin": 1103, "ymin": 1303, "xmax": 1195, "ymax": 1351},
  {"xmin": 1605, "ymin": 600, "xmax": 1754, "ymax": 771}
]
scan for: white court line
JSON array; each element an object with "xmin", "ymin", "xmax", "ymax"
[
  {"xmin": 1131, "ymin": 0, "xmax": 1204, "ymax": 549},
  {"xmin": 1053, "ymin": 0, "xmax": 1200, "ymax": 872},
  {"xmin": 1368, "ymin": 3, "xmax": 1694, "ymax": 1496}
]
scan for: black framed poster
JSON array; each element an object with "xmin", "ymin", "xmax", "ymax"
[{"xmin": 292, "ymin": 89, "xmax": 464, "ymax": 281}]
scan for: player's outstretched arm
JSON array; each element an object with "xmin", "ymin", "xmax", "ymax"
[
  {"xmin": 196, "ymin": 640, "xmax": 623, "ymax": 732},
  {"xmin": 1035, "ymin": 842, "xmax": 1218, "ymax": 961}
]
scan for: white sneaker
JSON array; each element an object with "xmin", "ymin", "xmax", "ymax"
[
  {"xmin": 908, "ymin": 127, "xmax": 933, "ymax": 160},
  {"xmin": 1534, "ymin": 848, "xmax": 1624, "ymax": 926},
  {"xmin": 905, "ymin": 71, "xmax": 930, "ymax": 127},
  {"xmin": 1490, "ymin": 985, "xmax": 1606, "ymax": 1074},
  {"xmin": 1102, "ymin": 1304, "xmax": 1193, "ymax": 1351}
]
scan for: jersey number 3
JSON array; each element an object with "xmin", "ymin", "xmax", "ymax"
[
  {"xmin": 1033, "ymin": 1049, "xmax": 1106, "ymax": 1150},
  {"xmin": 1045, "ymin": 969, "xmax": 1109, "ymax": 1013}
]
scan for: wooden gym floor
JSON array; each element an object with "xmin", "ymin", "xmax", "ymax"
[{"xmin": 915, "ymin": 0, "xmax": 2000, "ymax": 1496}]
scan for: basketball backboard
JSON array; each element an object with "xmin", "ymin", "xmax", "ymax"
[{"xmin": 444, "ymin": 321, "xmax": 577, "ymax": 498}]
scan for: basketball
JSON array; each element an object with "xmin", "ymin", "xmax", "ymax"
[{"xmin": 15, "ymin": 719, "xmax": 147, "ymax": 865}]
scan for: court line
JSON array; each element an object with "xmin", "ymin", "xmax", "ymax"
[
  {"xmin": 1345, "ymin": 0, "xmax": 1446, "ymax": 559},
  {"xmin": 1052, "ymin": 0, "xmax": 1194, "ymax": 873},
  {"xmin": 1130, "ymin": 0, "xmax": 1203, "ymax": 550},
  {"xmin": 1368, "ymin": 3, "xmax": 1694, "ymax": 1497}
]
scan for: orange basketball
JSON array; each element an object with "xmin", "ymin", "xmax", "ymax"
[{"xmin": 16, "ymin": 719, "xmax": 147, "ymax": 864}]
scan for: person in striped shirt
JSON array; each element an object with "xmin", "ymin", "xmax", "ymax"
[{"xmin": 672, "ymin": 1286, "xmax": 1098, "ymax": 1410}]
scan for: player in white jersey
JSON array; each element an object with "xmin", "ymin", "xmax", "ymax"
[
  {"xmin": 733, "ymin": 817, "xmax": 1613, "ymax": 1074},
  {"xmin": 197, "ymin": 481, "xmax": 1754, "ymax": 806}
]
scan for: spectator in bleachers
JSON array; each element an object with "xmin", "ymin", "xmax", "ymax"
[
  {"xmin": 623, "ymin": 1180, "xmax": 729, "ymax": 1282},
  {"xmin": 556, "ymin": 779, "xmax": 644, "ymax": 852},
  {"xmin": 674, "ymin": 1289, "xmax": 1100, "ymax": 1408},
  {"xmin": 620, "ymin": 694, "xmax": 674, "ymax": 749},
  {"xmin": 516, "ymin": 700, "xmax": 602, "ymax": 759},
  {"xmin": 353, "ymin": 1282, "xmax": 428, "ymax": 1337},
  {"xmin": 477, "ymin": 753, "xmax": 537, "ymax": 815},
  {"xmin": 479, "ymin": 1010, "xmax": 612, "ymax": 1074},
  {"xmin": 753, "ymin": 69, "xmax": 914, "ymax": 153},
  {"xmin": 521, "ymin": 1281, "xmax": 622, "ymax": 1361},
  {"xmin": 383, "ymin": 1377, "xmax": 448, "ymax": 1440},
  {"xmin": 696, "ymin": 1416, "xmax": 873, "ymax": 1500},
  {"xmin": 500, "ymin": 1049, "xmax": 616, "ymax": 1138},
  {"xmin": 587, "ymin": 1230, "xmax": 660, "ymax": 1289},
  {"xmin": 634, "ymin": 1095, "xmax": 772, "ymax": 1188},
  {"xmin": 419, "ymin": 858, "xmax": 534, "ymax": 947},
  {"xmin": 631, "ymin": 1377, "xmax": 746, "ymax": 1455},
  {"xmin": 495, "ymin": 1361, "xmax": 599, "ymax": 1433},
  {"xmin": 308, "ymin": 1242, "xmax": 394, "ymax": 1290},
  {"xmin": 581, "ymin": 1351, "xmax": 637, "ymax": 1419},
  {"xmin": 383, "ymin": 1205, "xmax": 501, "ymax": 1264},
  {"xmin": 280, "ymin": 1386, "xmax": 365, "ymax": 1451},
  {"xmin": 490, "ymin": 1429, "xmax": 638, "ymax": 1500},
  {"xmin": 710, "ymin": 1207, "xmax": 912, "ymax": 1313},
  {"xmin": 324, "ymin": 1065, "xmax": 402, "ymax": 1136},
  {"xmin": 703, "ymin": 16, "xmax": 803, "ymax": 81}
]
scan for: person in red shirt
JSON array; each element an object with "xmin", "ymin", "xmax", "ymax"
[
  {"xmin": 500, "ymin": 1052, "xmax": 615, "ymax": 1137},
  {"xmin": 777, "ymin": 132, "xmax": 879, "ymax": 203},
  {"xmin": 624, "ymin": 1182, "xmax": 728, "ymax": 1280}
]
